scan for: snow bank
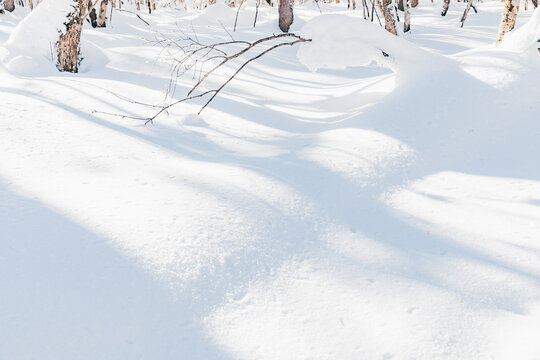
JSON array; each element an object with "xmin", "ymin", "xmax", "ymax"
[
  {"xmin": 1, "ymin": 0, "xmax": 73, "ymax": 73},
  {"xmin": 297, "ymin": 14, "xmax": 429, "ymax": 72}
]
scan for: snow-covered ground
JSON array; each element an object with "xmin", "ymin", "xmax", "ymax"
[{"xmin": 1, "ymin": 1, "xmax": 539, "ymax": 359}]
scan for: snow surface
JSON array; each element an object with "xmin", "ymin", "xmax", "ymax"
[
  {"xmin": 1, "ymin": 1, "xmax": 540, "ymax": 359},
  {"xmin": 1, "ymin": 0, "xmax": 73, "ymax": 74}
]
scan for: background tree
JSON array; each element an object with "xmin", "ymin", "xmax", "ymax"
[
  {"xmin": 279, "ymin": 0, "xmax": 293, "ymax": 32},
  {"xmin": 441, "ymin": 0, "xmax": 450, "ymax": 16},
  {"xmin": 97, "ymin": 0, "xmax": 108, "ymax": 27},
  {"xmin": 58, "ymin": 0, "xmax": 86, "ymax": 72},
  {"xmin": 4, "ymin": 0, "xmax": 14, "ymax": 11},
  {"xmin": 380, "ymin": 0, "xmax": 397, "ymax": 35},
  {"xmin": 497, "ymin": 0, "xmax": 520, "ymax": 43},
  {"xmin": 404, "ymin": 0, "xmax": 411, "ymax": 32}
]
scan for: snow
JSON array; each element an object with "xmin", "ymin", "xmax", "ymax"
[
  {"xmin": 1, "ymin": 0, "xmax": 73, "ymax": 73},
  {"xmin": 1, "ymin": 1, "xmax": 540, "ymax": 359},
  {"xmin": 297, "ymin": 13, "xmax": 428, "ymax": 72}
]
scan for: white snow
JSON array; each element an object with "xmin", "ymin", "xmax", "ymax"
[
  {"xmin": 1, "ymin": 1, "xmax": 540, "ymax": 359},
  {"xmin": 1, "ymin": 0, "xmax": 73, "ymax": 73}
]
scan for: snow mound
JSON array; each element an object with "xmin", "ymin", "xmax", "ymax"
[
  {"xmin": 1, "ymin": 0, "xmax": 73, "ymax": 73},
  {"xmin": 297, "ymin": 14, "xmax": 429, "ymax": 72}
]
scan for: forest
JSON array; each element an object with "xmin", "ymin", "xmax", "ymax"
[{"xmin": 1, "ymin": 0, "xmax": 539, "ymax": 359}]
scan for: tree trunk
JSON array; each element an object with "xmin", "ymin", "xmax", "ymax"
[
  {"xmin": 88, "ymin": 0, "xmax": 97, "ymax": 27},
  {"xmin": 381, "ymin": 0, "xmax": 397, "ymax": 35},
  {"xmin": 460, "ymin": 0, "xmax": 474, "ymax": 27},
  {"xmin": 441, "ymin": 0, "xmax": 450, "ymax": 16},
  {"xmin": 28, "ymin": 0, "xmax": 33, "ymax": 10},
  {"xmin": 496, "ymin": 0, "xmax": 519, "ymax": 43},
  {"xmin": 97, "ymin": 0, "xmax": 108, "ymax": 27},
  {"xmin": 531, "ymin": 0, "xmax": 537, "ymax": 8},
  {"xmin": 147, "ymin": 0, "xmax": 151, "ymax": 13},
  {"xmin": 404, "ymin": 0, "xmax": 410, "ymax": 32},
  {"xmin": 410, "ymin": 0, "xmax": 417, "ymax": 7},
  {"xmin": 57, "ymin": 0, "xmax": 84, "ymax": 73},
  {"xmin": 4, "ymin": 0, "xmax": 14, "ymax": 11},
  {"xmin": 278, "ymin": 0, "xmax": 293, "ymax": 32}
]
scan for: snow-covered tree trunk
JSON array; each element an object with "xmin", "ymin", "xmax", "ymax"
[
  {"xmin": 441, "ymin": 0, "xmax": 450, "ymax": 16},
  {"xmin": 0, "ymin": 0, "xmax": 4, "ymax": 14},
  {"xmin": 531, "ymin": 0, "xmax": 537, "ymax": 8},
  {"xmin": 381, "ymin": 0, "xmax": 397, "ymax": 35},
  {"xmin": 97, "ymin": 0, "xmax": 108, "ymax": 27},
  {"xmin": 57, "ymin": 0, "xmax": 84, "ymax": 73},
  {"xmin": 278, "ymin": 0, "xmax": 293, "ymax": 33},
  {"xmin": 497, "ymin": 0, "xmax": 519, "ymax": 43}
]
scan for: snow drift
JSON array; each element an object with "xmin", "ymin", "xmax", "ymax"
[{"xmin": 0, "ymin": 0, "xmax": 73, "ymax": 73}]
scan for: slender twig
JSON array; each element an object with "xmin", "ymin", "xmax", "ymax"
[
  {"xmin": 188, "ymin": 33, "xmax": 308, "ymax": 96},
  {"xmin": 234, "ymin": 0, "xmax": 244, "ymax": 32},
  {"xmin": 196, "ymin": 38, "xmax": 310, "ymax": 115},
  {"xmin": 98, "ymin": 30, "xmax": 311, "ymax": 125},
  {"xmin": 254, "ymin": 0, "xmax": 260, "ymax": 27},
  {"xmin": 114, "ymin": 8, "xmax": 150, "ymax": 25}
]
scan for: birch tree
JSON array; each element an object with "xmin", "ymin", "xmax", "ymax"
[
  {"xmin": 97, "ymin": 0, "xmax": 108, "ymax": 27},
  {"xmin": 441, "ymin": 0, "xmax": 450, "ymax": 16},
  {"xmin": 460, "ymin": 0, "xmax": 474, "ymax": 27},
  {"xmin": 403, "ymin": 0, "xmax": 410, "ymax": 32},
  {"xmin": 497, "ymin": 0, "xmax": 519, "ymax": 43},
  {"xmin": 380, "ymin": 0, "xmax": 397, "ymax": 35}
]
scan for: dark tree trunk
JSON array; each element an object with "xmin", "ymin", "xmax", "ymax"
[
  {"xmin": 88, "ymin": 0, "xmax": 98, "ymax": 28},
  {"xmin": 278, "ymin": 0, "xmax": 293, "ymax": 32},
  {"xmin": 4, "ymin": 0, "xmax": 14, "ymax": 12},
  {"xmin": 441, "ymin": 0, "xmax": 450, "ymax": 16}
]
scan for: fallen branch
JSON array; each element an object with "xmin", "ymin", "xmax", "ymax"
[{"xmin": 142, "ymin": 32, "xmax": 311, "ymax": 124}]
